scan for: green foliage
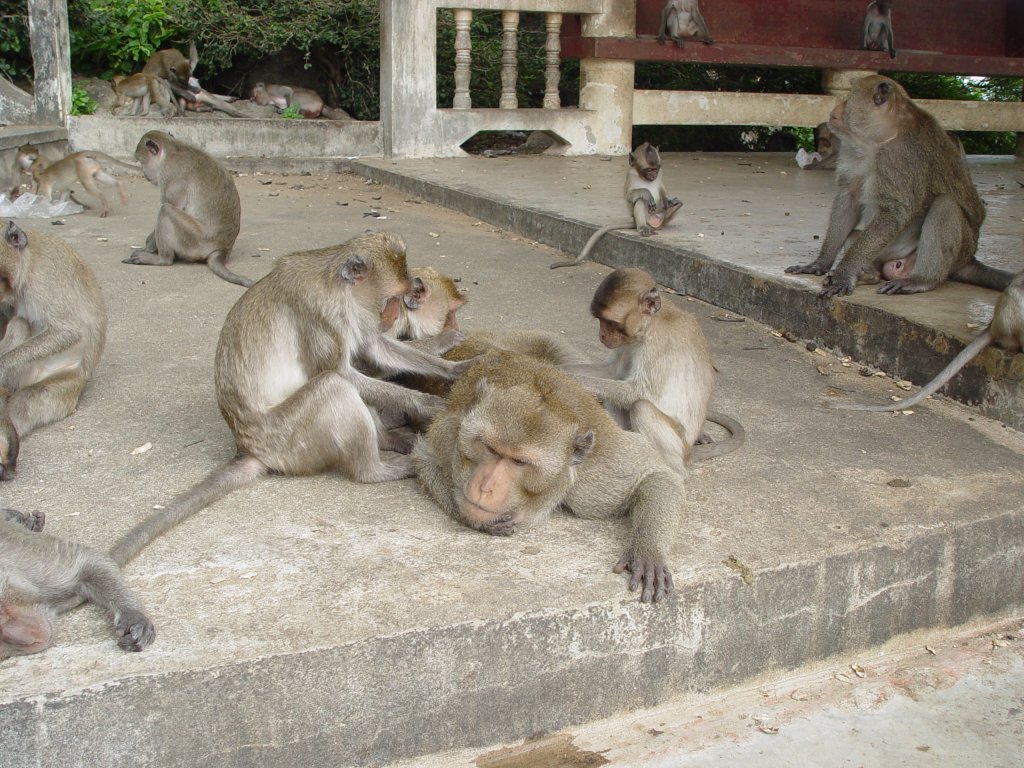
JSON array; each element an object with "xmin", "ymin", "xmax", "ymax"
[
  {"xmin": 0, "ymin": 0, "xmax": 31, "ymax": 82},
  {"xmin": 69, "ymin": 84, "xmax": 98, "ymax": 116},
  {"xmin": 279, "ymin": 104, "xmax": 302, "ymax": 120},
  {"xmin": 69, "ymin": 0, "xmax": 178, "ymax": 76}
]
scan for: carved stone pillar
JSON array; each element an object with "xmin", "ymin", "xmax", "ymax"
[
  {"xmin": 453, "ymin": 9, "xmax": 472, "ymax": 110},
  {"xmin": 499, "ymin": 11, "xmax": 519, "ymax": 110},
  {"xmin": 543, "ymin": 13, "xmax": 562, "ymax": 110}
]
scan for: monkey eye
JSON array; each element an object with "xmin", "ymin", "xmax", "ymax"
[{"xmin": 510, "ymin": 457, "xmax": 531, "ymax": 468}]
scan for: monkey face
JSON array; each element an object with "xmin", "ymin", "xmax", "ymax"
[
  {"xmin": 836, "ymin": 76, "xmax": 903, "ymax": 145},
  {"xmin": 598, "ymin": 318, "xmax": 630, "ymax": 349},
  {"xmin": 0, "ymin": 602, "xmax": 54, "ymax": 658}
]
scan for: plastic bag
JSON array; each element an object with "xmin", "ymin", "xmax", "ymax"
[
  {"xmin": 0, "ymin": 192, "xmax": 84, "ymax": 218},
  {"xmin": 795, "ymin": 148, "xmax": 824, "ymax": 169}
]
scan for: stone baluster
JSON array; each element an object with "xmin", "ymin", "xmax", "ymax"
[
  {"xmin": 543, "ymin": 12, "xmax": 562, "ymax": 109},
  {"xmin": 453, "ymin": 9, "xmax": 472, "ymax": 109},
  {"xmin": 499, "ymin": 11, "xmax": 519, "ymax": 110}
]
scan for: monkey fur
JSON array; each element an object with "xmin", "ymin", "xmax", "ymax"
[
  {"xmin": 786, "ymin": 75, "xmax": 1013, "ymax": 298},
  {"xmin": 657, "ymin": 0, "xmax": 714, "ymax": 47},
  {"xmin": 29, "ymin": 151, "xmax": 138, "ymax": 218},
  {"xmin": 413, "ymin": 351, "xmax": 687, "ymax": 603},
  {"xmin": 861, "ymin": 1, "xmax": 896, "ymax": 58},
  {"xmin": 111, "ymin": 73, "xmax": 182, "ymax": 118}
]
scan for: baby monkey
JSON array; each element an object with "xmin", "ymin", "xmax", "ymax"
[
  {"xmin": 29, "ymin": 151, "xmax": 138, "ymax": 218},
  {"xmin": 551, "ymin": 143, "xmax": 682, "ymax": 269},
  {"xmin": 861, "ymin": 1, "xmax": 896, "ymax": 58}
]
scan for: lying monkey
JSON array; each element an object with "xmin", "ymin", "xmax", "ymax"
[
  {"xmin": 551, "ymin": 143, "xmax": 682, "ymax": 269},
  {"xmin": 831, "ymin": 270, "xmax": 1024, "ymax": 412},
  {"xmin": 0, "ymin": 508, "xmax": 155, "ymax": 659},
  {"xmin": 414, "ymin": 351, "xmax": 686, "ymax": 603}
]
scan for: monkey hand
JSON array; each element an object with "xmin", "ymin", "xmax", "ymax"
[
  {"xmin": 409, "ymin": 392, "xmax": 447, "ymax": 422},
  {"xmin": 877, "ymin": 278, "xmax": 932, "ymax": 295},
  {"xmin": 432, "ymin": 329, "xmax": 466, "ymax": 356},
  {"xmin": 819, "ymin": 271, "xmax": 856, "ymax": 298},
  {"xmin": 478, "ymin": 514, "xmax": 518, "ymax": 537},
  {"xmin": 614, "ymin": 549, "xmax": 674, "ymax": 603},
  {"xmin": 114, "ymin": 608, "xmax": 156, "ymax": 652},
  {"xmin": 637, "ymin": 226, "xmax": 656, "ymax": 238}
]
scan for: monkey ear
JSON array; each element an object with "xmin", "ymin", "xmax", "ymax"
[
  {"xmin": 571, "ymin": 430, "xmax": 595, "ymax": 465},
  {"xmin": 873, "ymin": 81, "xmax": 892, "ymax": 106},
  {"xmin": 340, "ymin": 254, "xmax": 368, "ymax": 285},
  {"xmin": 628, "ymin": 151, "xmax": 637, "ymax": 167},
  {"xmin": 3, "ymin": 221, "xmax": 28, "ymax": 251},
  {"xmin": 403, "ymin": 277, "xmax": 427, "ymax": 310},
  {"xmin": 640, "ymin": 287, "xmax": 661, "ymax": 316},
  {"xmin": 144, "ymin": 139, "xmax": 161, "ymax": 157}
]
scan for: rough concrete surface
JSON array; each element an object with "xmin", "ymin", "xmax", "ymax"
[{"xmin": 0, "ymin": 163, "xmax": 1022, "ymax": 767}]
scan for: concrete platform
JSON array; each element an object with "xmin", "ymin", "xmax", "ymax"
[{"xmin": 0, "ymin": 161, "xmax": 1022, "ymax": 767}]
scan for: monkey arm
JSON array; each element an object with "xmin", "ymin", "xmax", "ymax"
[
  {"xmin": 0, "ymin": 327, "xmax": 81, "ymax": 390},
  {"xmin": 345, "ymin": 367, "xmax": 446, "ymax": 422},
  {"xmin": 617, "ymin": 468, "xmax": 684, "ymax": 603},
  {"xmin": 564, "ymin": 372, "xmax": 637, "ymax": 410},
  {"xmin": 657, "ymin": 2, "xmax": 673, "ymax": 43},
  {"xmin": 365, "ymin": 333, "xmax": 469, "ymax": 380},
  {"xmin": 401, "ymin": 329, "xmax": 465, "ymax": 357},
  {"xmin": 786, "ymin": 186, "xmax": 859, "ymax": 276}
]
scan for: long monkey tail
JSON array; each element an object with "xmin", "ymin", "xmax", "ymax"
[
  {"xmin": 207, "ymin": 250, "xmax": 255, "ymax": 288},
  {"xmin": 827, "ymin": 330, "xmax": 993, "ymax": 413},
  {"xmin": 109, "ymin": 455, "xmax": 267, "ymax": 567},
  {"xmin": 691, "ymin": 411, "xmax": 746, "ymax": 461},
  {"xmin": 550, "ymin": 224, "xmax": 626, "ymax": 269}
]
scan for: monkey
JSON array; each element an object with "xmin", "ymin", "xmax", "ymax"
[
  {"xmin": 801, "ymin": 122, "xmax": 840, "ymax": 171},
  {"xmin": 184, "ymin": 86, "xmax": 248, "ymax": 118},
  {"xmin": 0, "ymin": 222, "xmax": 106, "ymax": 481},
  {"xmin": 107, "ymin": 232, "xmax": 477, "ymax": 568},
  {"xmin": 830, "ymin": 270, "xmax": 1024, "ymax": 412},
  {"xmin": 657, "ymin": 0, "xmax": 714, "ymax": 47},
  {"xmin": 125, "ymin": 130, "xmax": 251, "ymax": 287},
  {"xmin": 861, "ymin": 1, "xmax": 896, "ymax": 59},
  {"xmin": 28, "ymin": 151, "xmax": 138, "ymax": 218},
  {"xmin": 111, "ymin": 73, "xmax": 181, "ymax": 118},
  {"xmin": 785, "ymin": 75, "xmax": 1014, "ymax": 298},
  {"xmin": 560, "ymin": 268, "xmax": 743, "ymax": 475},
  {"xmin": 8, "ymin": 144, "xmax": 42, "ymax": 198},
  {"xmin": 413, "ymin": 351, "xmax": 686, "ymax": 603},
  {"xmin": 142, "ymin": 42, "xmax": 200, "ymax": 104},
  {"xmin": 383, "ymin": 266, "xmax": 466, "ymax": 349},
  {"xmin": 251, "ymin": 82, "xmax": 327, "ymax": 119},
  {"xmin": 1, "ymin": 510, "xmax": 155, "ymax": 659},
  {"xmin": 551, "ymin": 143, "xmax": 683, "ymax": 269}
]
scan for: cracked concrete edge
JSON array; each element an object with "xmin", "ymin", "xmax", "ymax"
[
  {"xmin": 349, "ymin": 160, "xmax": 1024, "ymax": 431},
  {"xmin": 4, "ymin": 507, "xmax": 1022, "ymax": 768}
]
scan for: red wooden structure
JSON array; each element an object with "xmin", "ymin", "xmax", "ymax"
[{"xmin": 562, "ymin": 0, "xmax": 1024, "ymax": 77}]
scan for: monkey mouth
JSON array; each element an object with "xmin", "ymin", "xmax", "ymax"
[
  {"xmin": 640, "ymin": 169, "xmax": 659, "ymax": 181},
  {"xmin": 458, "ymin": 496, "xmax": 512, "ymax": 529}
]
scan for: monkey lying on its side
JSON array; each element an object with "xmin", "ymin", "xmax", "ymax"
[{"xmin": 0, "ymin": 508, "xmax": 155, "ymax": 659}]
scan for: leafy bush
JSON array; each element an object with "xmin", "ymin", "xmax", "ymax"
[
  {"xmin": 69, "ymin": 84, "xmax": 97, "ymax": 115},
  {"xmin": 69, "ymin": 0, "xmax": 178, "ymax": 76},
  {"xmin": 279, "ymin": 104, "xmax": 302, "ymax": 120},
  {"xmin": 0, "ymin": 0, "xmax": 31, "ymax": 82}
]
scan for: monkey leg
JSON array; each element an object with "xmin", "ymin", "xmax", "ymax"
[
  {"xmin": 249, "ymin": 371, "xmax": 415, "ymax": 482},
  {"xmin": 0, "ymin": 317, "xmax": 31, "ymax": 355},
  {"xmin": 878, "ymin": 196, "xmax": 971, "ymax": 295},
  {"xmin": 126, "ymin": 204, "xmax": 208, "ymax": 265},
  {"xmin": 79, "ymin": 170, "xmax": 115, "ymax": 218},
  {"xmin": 632, "ymin": 199, "xmax": 656, "ymax": 237},
  {"xmin": 5, "ymin": 371, "xmax": 85, "ymax": 444},
  {"xmin": 2, "ymin": 508, "xmax": 45, "ymax": 531},
  {"xmin": 648, "ymin": 198, "xmax": 683, "ymax": 231},
  {"xmin": 91, "ymin": 169, "xmax": 129, "ymax": 205},
  {"xmin": 75, "ymin": 552, "xmax": 156, "ymax": 652}
]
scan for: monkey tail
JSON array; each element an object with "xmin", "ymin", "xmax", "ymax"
[
  {"xmin": 207, "ymin": 251, "xmax": 256, "ymax": 287},
  {"xmin": 109, "ymin": 455, "xmax": 267, "ymax": 567},
  {"xmin": 690, "ymin": 411, "xmax": 746, "ymax": 461},
  {"xmin": 82, "ymin": 152, "xmax": 142, "ymax": 173},
  {"xmin": 951, "ymin": 262, "xmax": 1015, "ymax": 292},
  {"xmin": 828, "ymin": 330, "xmax": 993, "ymax": 413},
  {"xmin": 550, "ymin": 224, "xmax": 623, "ymax": 269}
]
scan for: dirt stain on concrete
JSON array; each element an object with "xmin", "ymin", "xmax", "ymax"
[{"xmin": 475, "ymin": 733, "xmax": 610, "ymax": 768}]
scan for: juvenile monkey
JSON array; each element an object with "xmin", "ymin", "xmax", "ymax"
[
  {"xmin": 8, "ymin": 144, "xmax": 41, "ymax": 198},
  {"xmin": 382, "ymin": 266, "xmax": 466, "ymax": 351},
  {"xmin": 551, "ymin": 143, "xmax": 682, "ymax": 269},
  {"xmin": 801, "ymin": 123, "xmax": 840, "ymax": 171},
  {"xmin": 786, "ymin": 75, "xmax": 1013, "ymax": 297},
  {"xmin": 414, "ymin": 352, "xmax": 686, "ymax": 603},
  {"xmin": 0, "ymin": 510, "xmax": 155, "ymax": 659},
  {"xmin": 251, "ymin": 82, "xmax": 326, "ymax": 119},
  {"xmin": 142, "ymin": 43, "xmax": 199, "ymax": 103},
  {"xmin": 861, "ymin": 1, "xmax": 896, "ymax": 58},
  {"xmin": 109, "ymin": 232, "xmax": 475, "ymax": 566},
  {"xmin": 126, "ymin": 130, "xmax": 251, "ymax": 286},
  {"xmin": 657, "ymin": 0, "xmax": 714, "ymax": 47},
  {"xmin": 831, "ymin": 270, "xmax": 1024, "ymax": 412},
  {"xmin": 563, "ymin": 268, "xmax": 743, "ymax": 474},
  {"xmin": 29, "ymin": 151, "xmax": 138, "ymax": 218},
  {"xmin": 111, "ymin": 73, "xmax": 181, "ymax": 117},
  {"xmin": 0, "ymin": 222, "xmax": 106, "ymax": 480}
]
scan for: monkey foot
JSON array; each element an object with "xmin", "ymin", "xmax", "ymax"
[
  {"xmin": 877, "ymin": 278, "xmax": 933, "ymax": 295},
  {"xmin": 614, "ymin": 552, "xmax": 674, "ymax": 603},
  {"xmin": 114, "ymin": 609, "xmax": 156, "ymax": 652},
  {"xmin": 695, "ymin": 431, "xmax": 713, "ymax": 446},
  {"xmin": 785, "ymin": 263, "xmax": 829, "ymax": 276}
]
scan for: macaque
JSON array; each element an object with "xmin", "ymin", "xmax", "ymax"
[
  {"xmin": 142, "ymin": 43, "xmax": 199, "ymax": 103},
  {"xmin": 382, "ymin": 266, "xmax": 465, "ymax": 349},
  {"xmin": 832, "ymin": 270, "xmax": 1024, "ymax": 412},
  {"xmin": 0, "ymin": 509, "xmax": 154, "ymax": 659},
  {"xmin": 179, "ymin": 87, "xmax": 248, "ymax": 119},
  {"xmin": 108, "ymin": 232, "xmax": 475, "ymax": 567},
  {"xmin": 563, "ymin": 268, "xmax": 743, "ymax": 474},
  {"xmin": 657, "ymin": 0, "xmax": 714, "ymax": 47},
  {"xmin": 801, "ymin": 123, "xmax": 840, "ymax": 171},
  {"xmin": 785, "ymin": 75, "xmax": 1013, "ymax": 297},
  {"xmin": 861, "ymin": 1, "xmax": 896, "ymax": 58},
  {"xmin": 111, "ymin": 73, "xmax": 181, "ymax": 117},
  {"xmin": 125, "ymin": 130, "xmax": 251, "ymax": 286},
  {"xmin": 413, "ymin": 351, "xmax": 687, "ymax": 603},
  {"xmin": 8, "ymin": 144, "xmax": 40, "ymax": 198},
  {"xmin": 29, "ymin": 151, "xmax": 138, "ymax": 218},
  {"xmin": 251, "ymin": 82, "xmax": 326, "ymax": 119},
  {"xmin": 551, "ymin": 143, "xmax": 682, "ymax": 269},
  {"xmin": 0, "ymin": 222, "xmax": 106, "ymax": 480}
]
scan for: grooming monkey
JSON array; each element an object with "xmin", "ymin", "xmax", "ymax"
[
  {"xmin": 108, "ymin": 232, "xmax": 474, "ymax": 566},
  {"xmin": 657, "ymin": 0, "xmax": 714, "ymax": 47},
  {"xmin": 551, "ymin": 143, "xmax": 682, "ymax": 269},
  {"xmin": 861, "ymin": 1, "xmax": 896, "ymax": 58},
  {"xmin": 29, "ymin": 151, "xmax": 138, "ymax": 218},
  {"xmin": 414, "ymin": 352, "xmax": 686, "ymax": 603},
  {"xmin": 126, "ymin": 130, "xmax": 251, "ymax": 287},
  {"xmin": 786, "ymin": 75, "xmax": 1013, "ymax": 297},
  {"xmin": 111, "ymin": 73, "xmax": 182, "ymax": 117},
  {"xmin": 564, "ymin": 268, "xmax": 744, "ymax": 474},
  {"xmin": 142, "ymin": 43, "xmax": 199, "ymax": 103},
  {"xmin": 0, "ymin": 509, "xmax": 155, "ymax": 659},
  {"xmin": 0, "ymin": 222, "xmax": 106, "ymax": 480},
  {"xmin": 831, "ymin": 270, "xmax": 1024, "ymax": 412}
]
